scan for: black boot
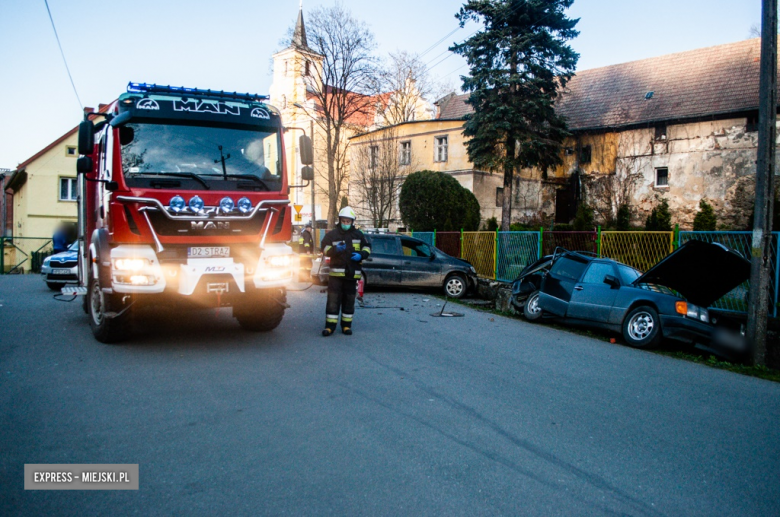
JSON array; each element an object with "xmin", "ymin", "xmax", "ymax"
[
  {"xmin": 342, "ymin": 327, "xmax": 352, "ymax": 335},
  {"xmin": 322, "ymin": 328, "xmax": 334, "ymax": 337}
]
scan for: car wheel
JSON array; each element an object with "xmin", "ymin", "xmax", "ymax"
[
  {"xmin": 523, "ymin": 290, "xmax": 544, "ymax": 321},
  {"xmin": 622, "ymin": 305, "xmax": 662, "ymax": 349},
  {"xmin": 443, "ymin": 274, "xmax": 467, "ymax": 299},
  {"xmin": 46, "ymin": 281, "xmax": 64, "ymax": 291}
]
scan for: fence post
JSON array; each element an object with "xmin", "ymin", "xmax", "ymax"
[
  {"xmin": 538, "ymin": 227, "xmax": 543, "ymax": 259},
  {"xmin": 433, "ymin": 229, "xmax": 436, "ymax": 247},
  {"xmin": 460, "ymin": 228, "xmax": 464, "ymax": 259},
  {"xmin": 494, "ymin": 230, "xmax": 498, "ymax": 280},
  {"xmin": 673, "ymin": 224, "xmax": 679, "ymax": 251},
  {"xmin": 0, "ymin": 237, "xmax": 4, "ymax": 275},
  {"xmin": 775, "ymin": 233, "xmax": 779, "ymax": 318},
  {"xmin": 596, "ymin": 226, "xmax": 602, "ymax": 257}
]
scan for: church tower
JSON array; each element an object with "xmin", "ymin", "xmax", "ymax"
[{"xmin": 270, "ymin": 6, "xmax": 324, "ymax": 216}]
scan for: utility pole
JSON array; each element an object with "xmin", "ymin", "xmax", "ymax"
[{"xmin": 746, "ymin": 0, "xmax": 777, "ymax": 367}]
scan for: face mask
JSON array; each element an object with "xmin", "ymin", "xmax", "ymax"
[{"xmin": 340, "ymin": 223, "xmax": 351, "ymax": 231}]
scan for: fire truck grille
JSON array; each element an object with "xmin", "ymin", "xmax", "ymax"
[{"xmin": 146, "ymin": 211, "xmax": 267, "ymax": 237}]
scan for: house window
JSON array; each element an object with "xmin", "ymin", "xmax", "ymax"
[
  {"xmin": 65, "ymin": 146, "xmax": 77, "ymax": 157},
  {"xmin": 655, "ymin": 167, "xmax": 669, "ymax": 187},
  {"xmin": 564, "ymin": 147, "xmax": 575, "ymax": 156},
  {"xmin": 59, "ymin": 177, "xmax": 78, "ymax": 201},
  {"xmin": 399, "ymin": 141, "xmax": 411, "ymax": 165},
  {"xmin": 655, "ymin": 124, "xmax": 667, "ymax": 140},
  {"xmin": 370, "ymin": 145, "xmax": 379, "ymax": 169},
  {"xmin": 434, "ymin": 136, "xmax": 448, "ymax": 162},
  {"xmin": 496, "ymin": 187, "xmax": 504, "ymax": 207},
  {"xmin": 579, "ymin": 145, "xmax": 591, "ymax": 164},
  {"xmin": 284, "ymin": 60, "xmax": 288, "ymax": 76},
  {"xmin": 305, "ymin": 60, "xmax": 310, "ymax": 76},
  {"xmin": 747, "ymin": 113, "xmax": 759, "ymax": 132}
]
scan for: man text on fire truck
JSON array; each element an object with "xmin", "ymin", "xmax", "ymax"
[{"xmin": 320, "ymin": 207, "xmax": 370, "ymax": 336}]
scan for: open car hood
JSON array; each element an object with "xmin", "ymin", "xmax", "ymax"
[{"xmin": 634, "ymin": 240, "xmax": 751, "ymax": 307}]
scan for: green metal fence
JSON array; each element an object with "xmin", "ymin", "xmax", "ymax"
[
  {"xmin": 1, "ymin": 237, "xmax": 54, "ymax": 274},
  {"xmin": 496, "ymin": 232, "xmax": 541, "ymax": 282}
]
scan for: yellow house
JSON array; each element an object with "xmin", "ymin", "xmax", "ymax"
[
  {"xmin": 5, "ymin": 126, "xmax": 81, "ymax": 272},
  {"xmin": 349, "ymin": 116, "xmax": 506, "ymax": 229}
]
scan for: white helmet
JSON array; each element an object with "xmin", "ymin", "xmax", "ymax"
[{"xmin": 338, "ymin": 206, "xmax": 356, "ymax": 220}]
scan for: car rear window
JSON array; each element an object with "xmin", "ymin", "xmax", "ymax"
[
  {"xmin": 370, "ymin": 237, "xmax": 399, "ymax": 255},
  {"xmin": 550, "ymin": 256, "xmax": 588, "ymax": 281}
]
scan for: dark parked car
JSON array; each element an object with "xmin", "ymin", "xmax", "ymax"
[
  {"xmin": 311, "ymin": 233, "xmax": 478, "ymax": 298},
  {"xmin": 513, "ymin": 241, "xmax": 751, "ymax": 353}
]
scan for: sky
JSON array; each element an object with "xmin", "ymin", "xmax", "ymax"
[{"xmin": 0, "ymin": 0, "xmax": 760, "ymax": 169}]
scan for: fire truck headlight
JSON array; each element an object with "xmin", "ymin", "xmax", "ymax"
[
  {"xmin": 237, "ymin": 197, "xmax": 252, "ymax": 214},
  {"xmin": 130, "ymin": 275, "xmax": 153, "ymax": 285},
  {"xmin": 268, "ymin": 255, "xmax": 292, "ymax": 267},
  {"xmin": 169, "ymin": 195, "xmax": 186, "ymax": 213},
  {"xmin": 114, "ymin": 258, "xmax": 146, "ymax": 271},
  {"xmin": 219, "ymin": 197, "xmax": 235, "ymax": 213},
  {"xmin": 189, "ymin": 195, "xmax": 205, "ymax": 213}
]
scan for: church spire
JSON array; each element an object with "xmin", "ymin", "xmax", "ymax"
[{"xmin": 292, "ymin": 6, "xmax": 309, "ymax": 51}]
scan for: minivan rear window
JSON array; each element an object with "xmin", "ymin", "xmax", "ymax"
[{"xmin": 550, "ymin": 256, "xmax": 588, "ymax": 281}]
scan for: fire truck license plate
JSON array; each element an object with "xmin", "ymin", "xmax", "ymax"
[{"xmin": 188, "ymin": 247, "xmax": 230, "ymax": 258}]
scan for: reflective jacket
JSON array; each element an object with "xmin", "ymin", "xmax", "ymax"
[
  {"xmin": 322, "ymin": 227, "xmax": 371, "ymax": 279},
  {"xmin": 298, "ymin": 229, "xmax": 314, "ymax": 252}
]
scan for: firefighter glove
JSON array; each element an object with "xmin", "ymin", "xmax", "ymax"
[
  {"xmin": 351, "ymin": 252, "xmax": 362, "ymax": 262},
  {"xmin": 335, "ymin": 243, "xmax": 347, "ymax": 253}
]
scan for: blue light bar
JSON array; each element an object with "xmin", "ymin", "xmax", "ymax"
[{"xmin": 127, "ymin": 82, "xmax": 269, "ymax": 102}]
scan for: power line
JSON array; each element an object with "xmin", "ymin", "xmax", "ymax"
[{"xmin": 44, "ymin": 0, "xmax": 83, "ymax": 112}]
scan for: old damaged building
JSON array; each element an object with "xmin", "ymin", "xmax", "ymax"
[{"xmin": 433, "ymin": 38, "xmax": 773, "ymax": 229}]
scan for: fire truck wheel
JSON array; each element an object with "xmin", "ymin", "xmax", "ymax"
[
  {"xmin": 234, "ymin": 289, "xmax": 285, "ymax": 332},
  {"xmin": 88, "ymin": 277, "xmax": 128, "ymax": 343}
]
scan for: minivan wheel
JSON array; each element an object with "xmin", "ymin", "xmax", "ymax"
[
  {"xmin": 622, "ymin": 305, "xmax": 661, "ymax": 349},
  {"xmin": 443, "ymin": 274, "xmax": 467, "ymax": 299},
  {"xmin": 523, "ymin": 291, "xmax": 543, "ymax": 321}
]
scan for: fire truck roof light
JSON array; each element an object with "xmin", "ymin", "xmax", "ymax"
[{"xmin": 126, "ymin": 82, "xmax": 270, "ymax": 102}]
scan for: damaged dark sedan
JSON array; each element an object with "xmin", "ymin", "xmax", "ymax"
[{"xmin": 512, "ymin": 240, "xmax": 751, "ymax": 354}]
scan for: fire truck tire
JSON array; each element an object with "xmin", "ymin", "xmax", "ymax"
[
  {"xmin": 88, "ymin": 277, "xmax": 128, "ymax": 343},
  {"xmin": 234, "ymin": 289, "xmax": 285, "ymax": 332}
]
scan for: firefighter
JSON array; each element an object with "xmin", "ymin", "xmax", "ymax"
[
  {"xmin": 320, "ymin": 207, "xmax": 371, "ymax": 336},
  {"xmin": 298, "ymin": 222, "xmax": 314, "ymax": 254}
]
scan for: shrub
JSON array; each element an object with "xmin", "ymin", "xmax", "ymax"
[
  {"xmin": 399, "ymin": 170, "xmax": 482, "ymax": 231},
  {"xmin": 645, "ymin": 198, "xmax": 673, "ymax": 231},
  {"xmin": 616, "ymin": 204, "xmax": 631, "ymax": 231},
  {"xmin": 483, "ymin": 217, "xmax": 499, "ymax": 232},
  {"xmin": 693, "ymin": 199, "xmax": 717, "ymax": 231},
  {"xmin": 572, "ymin": 204, "xmax": 595, "ymax": 231}
]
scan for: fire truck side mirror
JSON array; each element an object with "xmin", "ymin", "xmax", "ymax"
[
  {"xmin": 300, "ymin": 166, "xmax": 314, "ymax": 181},
  {"xmin": 299, "ymin": 135, "xmax": 313, "ymax": 165},
  {"xmin": 78, "ymin": 120, "xmax": 95, "ymax": 155},
  {"xmin": 76, "ymin": 156, "xmax": 93, "ymax": 174}
]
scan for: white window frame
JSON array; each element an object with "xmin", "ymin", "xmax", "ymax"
[
  {"xmin": 59, "ymin": 177, "xmax": 78, "ymax": 202},
  {"xmin": 655, "ymin": 167, "xmax": 669, "ymax": 188},
  {"xmin": 434, "ymin": 135, "xmax": 448, "ymax": 163},
  {"xmin": 399, "ymin": 141, "xmax": 411, "ymax": 166}
]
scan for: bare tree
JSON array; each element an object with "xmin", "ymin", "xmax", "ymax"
[
  {"xmin": 351, "ymin": 128, "xmax": 415, "ymax": 228},
  {"xmin": 376, "ymin": 51, "xmax": 435, "ymax": 126},
  {"xmin": 303, "ymin": 3, "xmax": 381, "ymax": 226}
]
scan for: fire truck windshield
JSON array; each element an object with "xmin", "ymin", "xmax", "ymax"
[{"xmin": 120, "ymin": 122, "xmax": 282, "ymax": 191}]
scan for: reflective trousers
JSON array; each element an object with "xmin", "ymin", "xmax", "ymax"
[{"xmin": 325, "ymin": 276, "xmax": 357, "ymax": 330}]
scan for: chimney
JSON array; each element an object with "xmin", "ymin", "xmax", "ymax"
[{"xmin": 83, "ymin": 107, "xmax": 95, "ymax": 115}]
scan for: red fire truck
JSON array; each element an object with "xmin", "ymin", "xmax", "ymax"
[{"xmin": 70, "ymin": 83, "xmax": 312, "ymax": 343}]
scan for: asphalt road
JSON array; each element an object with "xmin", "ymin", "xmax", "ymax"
[{"xmin": 1, "ymin": 274, "xmax": 779, "ymax": 516}]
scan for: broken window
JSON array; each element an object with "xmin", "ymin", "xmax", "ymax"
[
  {"xmin": 655, "ymin": 167, "xmax": 669, "ymax": 187},
  {"xmin": 434, "ymin": 136, "xmax": 448, "ymax": 162},
  {"xmin": 579, "ymin": 145, "xmax": 591, "ymax": 164},
  {"xmin": 399, "ymin": 141, "xmax": 411, "ymax": 165},
  {"xmin": 655, "ymin": 125, "xmax": 667, "ymax": 140}
]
